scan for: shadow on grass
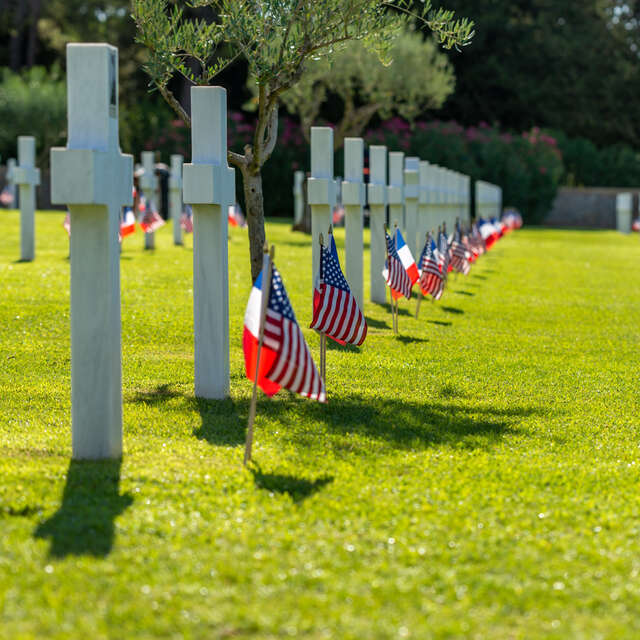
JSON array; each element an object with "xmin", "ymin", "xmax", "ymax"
[
  {"xmin": 34, "ymin": 459, "xmax": 132, "ymax": 558},
  {"xmin": 327, "ymin": 339, "xmax": 360, "ymax": 352},
  {"xmin": 133, "ymin": 383, "xmax": 183, "ymax": 406},
  {"xmin": 395, "ymin": 334, "xmax": 428, "ymax": 344},
  {"xmin": 427, "ymin": 320, "xmax": 452, "ymax": 327},
  {"xmin": 250, "ymin": 465, "xmax": 333, "ymax": 502},
  {"xmin": 266, "ymin": 394, "xmax": 543, "ymax": 453},
  {"xmin": 454, "ymin": 290, "xmax": 475, "ymax": 296},
  {"xmin": 441, "ymin": 306, "xmax": 464, "ymax": 315},
  {"xmin": 193, "ymin": 397, "xmax": 247, "ymax": 446},
  {"xmin": 472, "ymin": 274, "xmax": 488, "ymax": 280},
  {"xmin": 365, "ymin": 316, "xmax": 390, "ymax": 330}
]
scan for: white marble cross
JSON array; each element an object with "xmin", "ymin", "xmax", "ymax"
[
  {"xmin": 404, "ymin": 156, "xmax": 419, "ymax": 257},
  {"xmin": 51, "ymin": 43, "xmax": 133, "ymax": 459},
  {"xmin": 418, "ymin": 160, "xmax": 431, "ymax": 248},
  {"xmin": 183, "ymin": 86, "xmax": 235, "ymax": 399},
  {"xmin": 342, "ymin": 138, "xmax": 366, "ymax": 308},
  {"xmin": 616, "ymin": 193, "xmax": 632, "ymax": 233},
  {"xmin": 461, "ymin": 174, "xmax": 471, "ymax": 225},
  {"xmin": 388, "ymin": 151, "xmax": 404, "ymax": 232},
  {"xmin": 169, "ymin": 154, "xmax": 183, "ymax": 245},
  {"xmin": 141, "ymin": 150, "xmax": 158, "ymax": 249},
  {"xmin": 14, "ymin": 137, "xmax": 40, "ymax": 261},
  {"xmin": 293, "ymin": 170, "xmax": 305, "ymax": 226},
  {"xmin": 307, "ymin": 127, "xmax": 336, "ymax": 285},
  {"xmin": 368, "ymin": 145, "xmax": 387, "ymax": 304}
]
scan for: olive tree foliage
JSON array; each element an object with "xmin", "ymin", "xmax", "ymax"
[
  {"xmin": 132, "ymin": 0, "xmax": 473, "ymax": 280},
  {"xmin": 276, "ymin": 29, "xmax": 456, "ymax": 150}
]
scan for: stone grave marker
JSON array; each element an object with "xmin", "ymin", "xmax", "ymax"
[
  {"xmin": 50, "ymin": 43, "xmax": 133, "ymax": 459},
  {"xmin": 183, "ymin": 86, "xmax": 235, "ymax": 399},
  {"xmin": 15, "ymin": 136, "xmax": 40, "ymax": 261},
  {"xmin": 342, "ymin": 138, "xmax": 366, "ymax": 308},
  {"xmin": 616, "ymin": 193, "xmax": 632, "ymax": 234},
  {"xmin": 368, "ymin": 145, "xmax": 387, "ymax": 304},
  {"xmin": 388, "ymin": 151, "xmax": 404, "ymax": 231},
  {"xmin": 307, "ymin": 127, "xmax": 336, "ymax": 285},
  {"xmin": 169, "ymin": 154, "xmax": 183, "ymax": 245},
  {"xmin": 293, "ymin": 170, "xmax": 304, "ymax": 226},
  {"xmin": 140, "ymin": 150, "xmax": 158, "ymax": 249},
  {"xmin": 404, "ymin": 156, "xmax": 419, "ymax": 257}
]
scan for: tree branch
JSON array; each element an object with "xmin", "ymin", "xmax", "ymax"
[{"xmin": 158, "ymin": 83, "xmax": 191, "ymax": 127}]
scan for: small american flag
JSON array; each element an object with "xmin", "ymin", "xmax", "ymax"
[
  {"xmin": 382, "ymin": 229, "xmax": 412, "ymax": 300},
  {"xmin": 138, "ymin": 191, "xmax": 165, "ymax": 233},
  {"xmin": 450, "ymin": 222, "xmax": 471, "ymax": 275},
  {"xmin": 310, "ymin": 233, "xmax": 367, "ymax": 346},
  {"xmin": 437, "ymin": 226, "xmax": 451, "ymax": 277},
  {"xmin": 243, "ymin": 262, "xmax": 326, "ymax": 402},
  {"xmin": 62, "ymin": 212, "xmax": 71, "ymax": 237},
  {"xmin": 419, "ymin": 234, "xmax": 444, "ymax": 300},
  {"xmin": 180, "ymin": 208, "xmax": 193, "ymax": 233}
]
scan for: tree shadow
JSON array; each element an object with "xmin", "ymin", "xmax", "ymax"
[
  {"xmin": 454, "ymin": 290, "xmax": 475, "ymax": 296},
  {"xmin": 472, "ymin": 274, "xmax": 488, "ymax": 280},
  {"xmin": 441, "ymin": 306, "xmax": 464, "ymax": 315},
  {"xmin": 34, "ymin": 459, "xmax": 132, "ymax": 558},
  {"xmin": 250, "ymin": 465, "xmax": 333, "ymax": 503},
  {"xmin": 279, "ymin": 394, "xmax": 543, "ymax": 453},
  {"xmin": 427, "ymin": 320, "xmax": 452, "ymax": 327}
]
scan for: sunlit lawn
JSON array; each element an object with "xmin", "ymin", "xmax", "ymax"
[{"xmin": 1, "ymin": 210, "xmax": 640, "ymax": 638}]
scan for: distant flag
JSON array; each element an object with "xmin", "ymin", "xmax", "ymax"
[
  {"xmin": 180, "ymin": 205, "xmax": 193, "ymax": 234},
  {"xmin": 437, "ymin": 225, "xmax": 451, "ymax": 276},
  {"xmin": 120, "ymin": 208, "xmax": 136, "ymax": 238},
  {"xmin": 243, "ymin": 260, "xmax": 326, "ymax": 402},
  {"xmin": 450, "ymin": 222, "xmax": 471, "ymax": 275},
  {"xmin": 419, "ymin": 233, "xmax": 445, "ymax": 300},
  {"xmin": 382, "ymin": 228, "xmax": 413, "ymax": 300},
  {"xmin": 62, "ymin": 212, "xmax": 71, "ymax": 238},
  {"xmin": 395, "ymin": 227, "xmax": 419, "ymax": 285},
  {"xmin": 633, "ymin": 219, "xmax": 640, "ymax": 232},
  {"xmin": 310, "ymin": 232, "xmax": 367, "ymax": 346},
  {"xmin": 0, "ymin": 186, "xmax": 14, "ymax": 207},
  {"xmin": 479, "ymin": 218, "xmax": 499, "ymax": 249},
  {"xmin": 138, "ymin": 190, "xmax": 165, "ymax": 233},
  {"xmin": 228, "ymin": 204, "xmax": 247, "ymax": 228}
]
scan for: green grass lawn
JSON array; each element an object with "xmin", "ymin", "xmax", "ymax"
[{"xmin": 1, "ymin": 210, "xmax": 640, "ymax": 638}]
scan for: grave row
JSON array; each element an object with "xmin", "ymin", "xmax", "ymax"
[{"xmin": 9, "ymin": 42, "xmax": 506, "ymax": 461}]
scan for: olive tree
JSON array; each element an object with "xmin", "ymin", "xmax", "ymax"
[
  {"xmin": 277, "ymin": 28, "xmax": 456, "ymax": 150},
  {"xmin": 132, "ymin": 0, "xmax": 473, "ymax": 280}
]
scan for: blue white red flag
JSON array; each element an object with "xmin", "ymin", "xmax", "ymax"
[
  {"xmin": 395, "ymin": 227, "xmax": 419, "ymax": 285},
  {"xmin": 120, "ymin": 208, "xmax": 136, "ymax": 238},
  {"xmin": 382, "ymin": 229, "xmax": 413, "ymax": 300},
  {"xmin": 310, "ymin": 233, "xmax": 367, "ymax": 346},
  {"xmin": 243, "ymin": 263, "xmax": 326, "ymax": 402}
]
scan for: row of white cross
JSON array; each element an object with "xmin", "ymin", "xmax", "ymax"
[
  {"xmin": 15, "ymin": 42, "xmax": 504, "ymax": 461},
  {"xmin": 301, "ymin": 128, "xmax": 504, "ymax": 308}
]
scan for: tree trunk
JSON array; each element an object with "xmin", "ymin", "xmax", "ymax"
[{"xmin": 242, "ymin": 170, "xmax": 267, "ymax": 282}]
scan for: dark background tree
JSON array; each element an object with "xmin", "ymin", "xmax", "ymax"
[{"xmin": 432, "ymin": 0, "xmax": 640, "ymax": 148}]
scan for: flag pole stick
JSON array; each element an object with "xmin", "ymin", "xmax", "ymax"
[
  {"xmin": 319, "ymin": 231, "xmax": 327, "ymax": 388},
  {"xmin": 393, "ymin": 222, "xmax": 400, "ymax": 335},
  {"xmin": 384, "ymin": 224, "xmax": 394, "ymax": 332},
  {"xmin": 244, "ymin": 243, "xmax": 274, "ymax": 467}
]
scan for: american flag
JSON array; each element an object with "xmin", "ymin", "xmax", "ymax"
[
  {"xmin": 138, "ymin": 190, "xmax": 165, "ymax": 233},
  {"xmin": 62, "ymin": 212, "xmax": 71, "ymax": 237},
  {"xmin": 450, "ymin": 222, "xmax": 471, "ymax": 275},
  {"xmin": 180, "ymin": 207, "xmax": 193, "ymax": 233},
  {"xmin": 310, "ymin": 233, "xmax": 367, "ymax": 346},
  {"xmin": 243, "ymin": 262, "xmax": 325, "ymax": 402},
  {"xmin": 382, "ymin": 229, "xmax": 413, "ymax": 300},
  {"xmin": 419, "ymin": 234, "xmax": 444, "ymax": 300},
  {"xmin": 437, "ymin": 226, "xmax": 451, "ymax": 277}
]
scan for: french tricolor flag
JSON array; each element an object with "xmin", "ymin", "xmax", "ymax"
[
  {"xmin": 395, "ymin": 227, "xmax": 419, "ymax": 285},
  {"xmin": 243, "ymin": 270, "xmax": 281, "ymax": 397},
  {"xmin": 120, "ymin": 209, "xmax": 136, "ymax": 237}
]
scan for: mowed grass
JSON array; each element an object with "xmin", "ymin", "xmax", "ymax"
[{"xmin": 1, "ymin": 210, "xmax": 640, "ymax": 639}]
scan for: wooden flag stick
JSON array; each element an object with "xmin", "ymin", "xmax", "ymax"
[
  {"xmin": 384, "ymin": 223, "xmax": 395, "ymax": 332},
  {"xmin": 244, "ymin": 243, "xmax": 274, "ymax": 467},
  {"xmin": 318, "ymin": 230, "xmax": 327, "ymax": 388}
]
